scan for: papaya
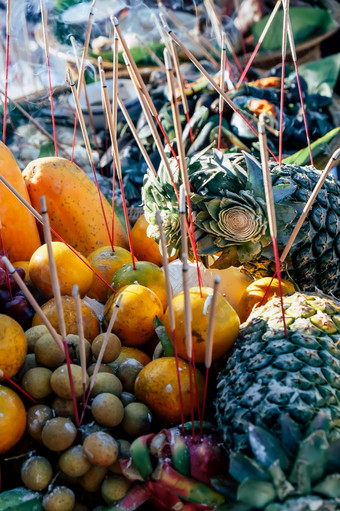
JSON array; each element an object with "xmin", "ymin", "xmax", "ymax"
[
  {"xmin": 23, "ymin": 157, "xmax": 128, "ymax": 256},
  {"xmin": 0, "ymin": 141, "xmax": 41, "ymax": 261}
]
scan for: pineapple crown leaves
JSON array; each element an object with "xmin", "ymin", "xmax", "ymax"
[
  {"xmin": 142, "ymin": 148, "xmax": 304, "ymax": 266},
  {"xmin": 213, "ymin": 413, "xmax": 340, "ymax": 511}
]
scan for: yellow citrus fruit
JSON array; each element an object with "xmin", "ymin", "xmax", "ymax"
[
  {"xmin": 130, "ymin": 214, "xmax": 163, "ymax": 266},
  {"xmin": 0, "ymin": 314, "xmax": 27, "ymax": 378},
  {"xmin": 110, "ymin": 261, "xmax": 168, "ymax": 310},
  {"xmin": 134, "ymin": 357, "xmax": 204, "ymax": 425},
  {"xmin": 240, "ymin": 277, "xmax": 295, "ymax": 322},
  {"xmin": 114, "ymin": 347, "xmax": 151, "ymax": 367},
  {"xmin": 13, "ymin": 261, "xmax": 32, "ymax": 286},
  {"xmin": 87, "ymin": 246, "xmax": 134, "ymax": 303},
  {"xmin": 29, "ymin": 241, "xmax": 93, "ymax": 299},
  {"xmin": 0, "ymin": 385, "xmax": 27, "ymax": 453},
  {"xmin": 32, "ymin": 295, "xmax": 100, "ymax": 343},
  {"xmin": 103, "ymin": 284, "xmax": 163, "ymax": 346},
  {"xmin": 164, "ymin": 287, "xmax": 240, "ymax": 363}
]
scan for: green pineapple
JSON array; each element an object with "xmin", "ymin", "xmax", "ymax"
[
  {"xmin": 142, "ymin": 149, "xmax": 340, "ymax": 296},
  {"xmin": 213, "ymin": 412, "xmax": 340, "ymax": 511},
  {"xmin": 215, "ymin": 292, "xmax": 340, "ymax": 455}
]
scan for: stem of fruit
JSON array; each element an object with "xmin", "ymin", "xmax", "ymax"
[
  {"xmin": 156, "ymin": 210, "xmax": 185, "ymax": 433},
  {"xmin": 0, "ymin": 174, "xmax": 116, "ymax": 293},
  {"xmin": 0, "ymin": 370, "xmax": 37, "ymax": 404},
  {"xmin": 40, "ymin": 196, "xmax": 80, "ymax": 427},
  {"xmin": 66, "ymin": 68, "xmax": 114, "ymax": 250},
  {"xmin": 2, "ymin": 0, "xmax": 11, "ymax": 143},
  {"xmin": 81, "ymin": 294, "xmax": 123, "ymax": 425},
  {"xmin": 72, "ymin": 285, "xmax": 87, "ymax": 410}
]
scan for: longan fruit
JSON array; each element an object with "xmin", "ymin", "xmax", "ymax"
[
  {"xmin": 25, "ymin": 325, "xmax": 48, "ymax": 353},
  {"xmin": 59, "ymin": 445, "xmax": 91, "ymax": 477},
  {"xmin": 122, "ymin": 402, "xmax": 152, "ymax": 437},
  {"xmin": 120, "ymin": 391, "xmax": 136, "ymax": 407},
  {"xmin": 52, "ymin": 397, "xmax": 76, "ymax": 419},
  {"xmin": 26, "ymin": 404, "xmax": 52, "ymax": 442},
  {"xmin": 116, "ymin": 359, "xmax": 143, "ymax": 393},
  {"xmin": 35, "ymin": 333, "xmax": 65, "ymax": 368},
  {"xmin": 22, "ymin": 367, "xmax": 52, "ymax": 399},
  {"xmin": 51, "ymin": 364, "xmax": 88, "ymax": 399},
  {"xmin": 91, "ymin": 333, "xmax": 121, "ymax": 363},
  {"xmin": 87, "ymin": 363, "xmax": 113, "ymax": 377},
  {"xmin": 21, "ymin": 456, "xmax": 53, "ymax": 491},
  {"xmin": 66, "ymin": 334, "xmax": 92, "ymax": 365},
  {"xmin": 90, "ymin": 372, "xmax": 122, "ymax": 398},
  {"xmin": 41, "ymin": 417, "xmax": 77, "ymax": 452},
  {"xmin": 91, "ymin": 393, "xmax": 124, "ymax": 427},
  {"xmin": 79, "ymin": 465, "xmax": 108, "ymax": 492},
  {"xmin": 42, "ymin": 486, "xmax": 75, "ymax": 511},
  {"xmin": 101, "ymin": 476, "xmax": 131, "ymax": 504},
  {"xmin": 83, "ymin": 432, "xmax": 119, "ymax": 467}
]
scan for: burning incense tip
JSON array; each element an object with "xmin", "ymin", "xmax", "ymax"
[
  {"xmin": 2, "ymin": 256, "xmax": 14, "ymax": 274},
  {"xmin": 111, "ymin": 16, "xmax": 119, "ymax": 26},
  {"xmin": 65, "ymin": 68, "xmax": 75, "ymax": 87},
  {"xmin": 179, "ymin": 184, "xmax": 186, "ymax": 214},
  {"xmin": 164, "ymin": 48, "xmax": 172, "ymax": 70},
  {"xmin": 155, "ymin": 210, "xmax": 162, "ymax": 226},
  {"xmin": 72, "ymin": 284, "xmax": 79, "ymax": 298},
  {"xmin": 160, "ymin": 13, "xmax": 171, "ymax": 33},
  {"xmin": 332, "ymin": 148, "xmax": 340, "ymax": 161},
  {"xmin": 40, "ymin": 195, "xmax": 47, "ymax": 214}
]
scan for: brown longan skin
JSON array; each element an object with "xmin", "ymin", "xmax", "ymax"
[
  {"xmin": 59, "ymin": 445, "xmax": 91, "ymax": 477},
  {"xmin": 90, "ymin": 372, "xmax": 123, "ymax": 398},
  {"xmin": 91, "ymin": 333, "xmax": 121, "ymax": 363},
  {"xmin": 51, "ymin": 364, "xmax": 88, "ymax": 399},
  {"xmin": 52, "ymin": 397, "xmax": 76, "ymax": 419},
  {"xmin": 21, "ymin": 456, "xmax": 53, "ymax": 491},
  {"xmin": 116, "ymin": 359, "xmax": 143, "ymax": 393},
  {"xmin": 41, "ymin": 417, "xmax": 77, "ymax": 452},
  {"xmin": 17, "ymin": 354, "xmax": 38, "ymax": 381},
  {"xmin": 26, "ymin": 404, "xmax": 53, "ymax": 442},
  {"xmin": 35, "ymin": 333, "xmax": 65, "ymax": 368},
  {"xmin": 66, "ymin": 334, "xmax": 92, "ymax": 365},
  {"xmin": 25, "ymin": 325, "xmax": 49, "ymax": 353},
  {"xmin": 122, "ymin": 402, "xmax": 152, "ymax": 437},
  {"xmin": 87, "ymin": 363, "xmax": 113, "ymax": 377},
  {"xmin": 83, "ymin": 432, "xmax": 119, "ymax": 467},
  {"xmin": 79, "ymin": 465, "xmax": 108, "ymax": 492},
  {"xmin": 91, "ymin": 393, "xmax": 124, "ymax": 427},
  {"xmin": 22, "ymin": 367, "xmax": 53, "ymax": 399},
  {"xmin": 101, "ymin": 476, "xmax": 131, "ymax": 504},
  {"xmin": 42, "ymin": 486, "xmax": 75, "ymax": 511}
]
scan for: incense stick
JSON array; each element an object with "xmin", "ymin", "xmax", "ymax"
[
  {"xmin": 2, "ymin": 0, "xmax": 12, "ymax": 143},
  {"xmin": 40, "ymin": 0, "xmax": 58, "ymax": 156},
  {"xmin": 279, "ymin": 0, "xmax": 289, "ymax": 166},
  {"xmin": 72, "ymin": 284, "xmax": 87, "ymax": 408},
  {"xmin": 40, "ymin": 196, "xmax": 80, "ymax": 426},
  {"xmin": 66, "ymin": 68, "xmax": 113, "ymax": 250},
  {"xmin": 136, "ymin": 35, "xmax": 166, "ymax": 70},
  {"xmin": 156, "ymin": 210, "xmax": 185, "ymax": 432},
  {"xmin": 258, "ymin": 119, "xmax": 287, "ymax": 337},
  {"xmin": 99, "ymin": 67, "xmax": 136, "ymax": 269},
  {"xmin": 111, "ymin": 34, "xmax": 119, "ymax": 245},
  {"xmin": 218, "ymin": 32, "xmax": 227, "ymax": 151},
  {"xmin": 0, "ymin": 369, "xmax": 37, "ymax": 403}
]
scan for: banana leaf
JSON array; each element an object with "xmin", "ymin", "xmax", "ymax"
[
  {"xmin": 288, "ymin": 53, "xmax": 340, "ymax": 97},
  {"xmin": 252, "ymin": 7, "xmax": 336, "ymax": 53},
  {"xmin": 88, "ymin": 42, "xmax": 165, "ymax": 67},
  {"xmin": 282, "ymin": 127, "xmax": 340, "ymax": 168}
]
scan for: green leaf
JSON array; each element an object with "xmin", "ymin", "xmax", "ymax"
[
  {"xmin": 38, "ymin": 141, "xmax": 56, "ymax": 158},
  {"xmin": 243, "ymin": 152, "xmax": 265, "ymax": 200},
  {"xmin": 237, "ymin": 478, "xmax": 276, "ymax": 508},
  {"xmin": 154, "ymin": 316, "xmax": 175, "ymax": 357},
  {"xmin": 288, "ymin": 53, "xmax": 340, "ymax": 97},
  {"xmin": 313, "ymin": 474, "xmax": 340, "ymax": 498},
  {"xmin": 249, "ymin": 424, "xmax": 290, "ymax": 471},
  {"xmin": 0, "ymin": 488, "xmax": 43, "ymax": 511},
  {"xmin": 290, "ymin": 430, "xmax": 329, "ymax": 485},
  {"xmin": 282, "ymin": 128, "xmax": 340, "ymax": 168},
  {"xmin": 252, "ymin": 7, "xmax": 336, "ymax": 53}
]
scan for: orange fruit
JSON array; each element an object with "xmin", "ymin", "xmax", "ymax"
[
  {"xmin": 0, "ymin": 314, "xmax": 27, "ymax": 378},
  {"xmin": 134, "ymin": 357, "xmax": 204, "ymax": 425},
  {"xmin": 29, "ymin": 241, "xmax": 93, "ymax": 299},
  {"xmin": 0, "ymin": 384, "xmax": 27, "ymax": 453},
  {"xmin": 240, "ymin": 277, "xmax": 295, "ymax": 322},
  {"xmin": 164, "ymin": 287, "xmax": 240, "ymax": 363},
  {"xmin": 130, "ymin": 214, "xmax": 163, "ymax": 266},
  {"xmin": 115, "ymin": 347, "xmax": 151, "ymax": 367},
  {"xmin": 103, "ymin": 284, "xmax": 163, "ymax": 346},
  {"xmin": 13, "ymin": 261, "xmax": 32, "ymax": 286},
  {"xmin": 87, "ymin": 246, "xmax": 134, "ymax": 303},
  {"xmin": 32, "ymin": 295, "xmax": 100, "ymax": 343},
  {"xmin": 110, "ymin": 261, "xmax": 168, "ymax": 310}
]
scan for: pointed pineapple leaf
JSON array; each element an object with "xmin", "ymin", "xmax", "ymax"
[
  {"xmin": 280, "ymin": 414, "xmax": 302, "ymax": 457},
  {"xmin": 290, "ymin": 431, "xmax": 329, "ymax": 485},
  {"xmin": 306, "ymin": 412, "xmax": 331, "ymax": 436},
  {"xmin": 274, "ymin": 204, "xmax": 297, "ymax": 229},
  {"xmin": 229, "ymin": 453, "xmax": 270, "ymax": 484},
  {"xmin": 313, "ymin": 474, "xmax": 340, "ymax": 498},
  {"xmin": 243, "ymin": 152, "xmax": 266, "ymax": 200},
  {"xmin": 325, "ymin": 439, "xmax": 340, "ymax": 473},
  {"xmin": 249, "ymin": 424, "xmax": 290, "ymax": 471},
  {"xmin": 272, "ymin": 182, "xmax": 297, "ymax": 203},
  {"xmin": 237, "ymin": 478, "xmax": 276, "ymax": 507},
  {"xmin": 268, "ymin": 460, "xmax": 295, "ymax": 501}
]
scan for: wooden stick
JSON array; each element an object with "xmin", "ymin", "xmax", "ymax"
[
  {"xmin": 72, "ymin": 284, "xmax": 87, "ymax": 406},
  {"xmin": 151, "ymin": 11, "xmax": 172, "ymax": 53},
  {"xmin": 40, "ymin": 0, "xmax": 58, "ymax": 156},
  {"xmin": 280, "ymin": 148, "xmax": 340, "ymax": 263},
  {"xmin": 179, "ymin": 184, "xmax": 188, "ymax": 256},
  {"xmin": 66, "ymin": 68, "xmax": 113, "ymax": 249},
  {"xmin": 203, "ymin": 0, "xmax": 222, "ymax": 43},
  {"xmin": 2, "ymin": 0, "xmax": 12, "ymax": 143},
  {"xmin": 111, "ymin": 16, "xmax": 158, "ymax": 117},
  {"xmin": 112, "ymin": 32, "xmax": 119, "ymax": 144},
  {"xmin": 258, "ymin": 119, "xmax": 287, "ymax": 337},
  {"xmin": 218, "ymin": 32, "xmax": 227, "ymax": 150},
  {"xmin": 279, "ymin": 0, "xmax": 289, "ymax": 166},
  {"xmin": 158, "ymin": 9, "xmax": 219, "ymax": 70},
  {"xmin": 136, "ymin": 35, "xmax": 166, "ymax": 70},
  {"xmin": 3, "ymin": 257, "xmax": 64, "ymax": 352}
]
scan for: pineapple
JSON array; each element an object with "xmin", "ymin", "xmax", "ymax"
[
  {"xmin": 215, "ymin": 292, "xmax": 340, "ymax": 454},
  {"xmin": 212, "ymin": 412, "xmax": 340, "ymax": 510},
  {"xmin": 142, "ymin": 149, "xmax": 340, "ymax": 296}
]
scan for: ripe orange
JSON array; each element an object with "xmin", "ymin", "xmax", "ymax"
[
  {"xmin": 103, "ymin": 284, "xmax": 163, "ymax": 346},
  {"xmin": 110, "ymin": 261, "xmax": 168, "ymax": 310},
  {"xmin": 130, "ymin": 214, "xmax": 163, "ymax": 266},
  {"xmin": 29, "ymin": 241, "xmax": 93, "ymax": 299},
  {"xmin": 87, "ymin": 246, "xmax": 133, "ymax": 303},
  {"xmin": 0, "ymin": 385, "xmax": 27, "ymax": 453},
  {"xmin": 134, "ymin": 357, "xmax": 204, "ymax": 425},
  {"xmin": 240, "ymin": 277, "xmax": 295, "ymax": 322},
  {"xmin": 0, "ymin": 314, "xmax": 27, "ymax": 378},
  {"xmin": 163, "ymin": 287, "xmax": 240, "ymax": 363},
  {"xmin": 32, "ymin": 295, "xmax": 100, "ymax": 343},
  {"xmin": 118, "ymin": 347, "xmax": 151, "ymax": 367}
]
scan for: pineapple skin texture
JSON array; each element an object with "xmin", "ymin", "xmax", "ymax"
[{"xmin": 215, "ymin": 292, "xmax": 340, "ymax": 453}]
